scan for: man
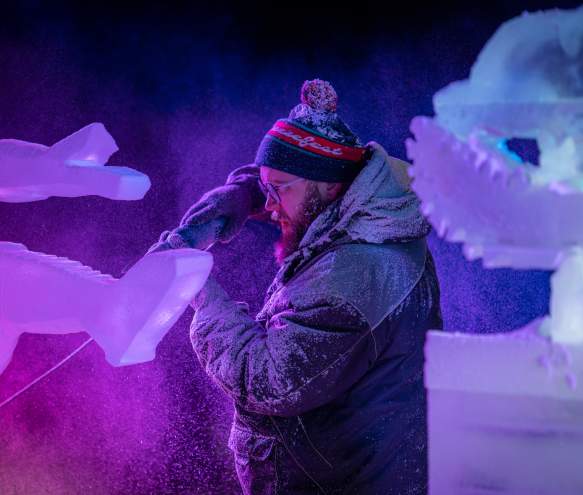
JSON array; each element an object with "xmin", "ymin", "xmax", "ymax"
[{"xmin": 161, "ymin": 79, "xmax": 442, "ymax": 494}]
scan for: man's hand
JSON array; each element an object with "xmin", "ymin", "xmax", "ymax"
[
  {"xmin": 179, "ymin": 183, "xmax": 254, "ymax": 243},
  {"xmin": 149, "ymin": 164, "xmax": 266, "ymax": 254}
]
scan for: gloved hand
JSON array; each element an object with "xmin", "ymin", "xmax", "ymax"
[
  {"xmin": 148, "ymin": 228, "xmax": 177, "ymax": 253},
  {"xmin": 152, "ymin": 165, "xmax": 266, "ymax": 253},
  {"xmin": 179, "ymin": 183, "xmax": 255, "ymax": 243}
]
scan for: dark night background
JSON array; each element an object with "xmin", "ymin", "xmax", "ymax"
[{"xmin": 0, "ymin": 2, "xmax": 578, "ymax": 494}]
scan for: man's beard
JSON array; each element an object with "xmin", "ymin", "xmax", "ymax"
[{"xmin": 274, "ymin": 183, "xmax": 328, "ymax": 265}]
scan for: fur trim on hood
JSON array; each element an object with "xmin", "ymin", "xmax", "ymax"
[{"xmin": 277, "ymin": 141, "xmax": 431, "ymax": 283}]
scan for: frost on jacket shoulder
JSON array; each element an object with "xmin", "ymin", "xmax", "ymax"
[
  {"xmin": 190, "ymin": 252, "xmax": 370, "ymax": 418},
  {"xmin": 270, "ymin": 240, "xmax": 427, "ymax": 334},
  {"xmin": 190, "ymin": 240, "xmax": 426, "ymax": 418}
]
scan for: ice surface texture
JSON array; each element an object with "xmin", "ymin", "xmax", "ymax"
[
  {"xmin": 433, "ymin": 5, "xmax": 583, "ymax": 189},
  {"xmin": 0, "ymin": 123, "xmax": 151, "ymax": 201},
  {"xmin": 417, "ymin": 7, "xmax": 583, "ymax": 493},
  {"xmin": 407, "ymin": 117, "xmax": 583, "ymax": 270},
  {"xmin": 425, "ymin": 324, "xmax": 583, "ymax": 495},
  {"xmin": 407, "ymin": 5, "xmax": 583, "ymax": 344},
  {"xmin": 0, "ymin": 242, "xmax": 213, "ymax": 374},
  {"xmin": 0, "ymin": 124, "xmax": 213, "ymax": 375}
]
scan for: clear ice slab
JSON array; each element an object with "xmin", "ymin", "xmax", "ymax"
[
  {"xmin": 0, "ymin": 242, "xmax": 213, "ymax": 374},
  {"xmin": 0, "ymin": 123, "xmax": 151, "ymax": 202}
]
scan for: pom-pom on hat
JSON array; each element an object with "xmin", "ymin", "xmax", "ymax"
[{"xmin": 255, "ymin": 79, "xmax": 367, "ymax": 182}]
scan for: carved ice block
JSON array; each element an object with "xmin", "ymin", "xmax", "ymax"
[{"xmin": 425, "ymin": 322, "xmax": 583, "ymax": 495}]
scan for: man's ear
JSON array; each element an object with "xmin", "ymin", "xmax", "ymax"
[{"xmin": 318, "ymin": 181, "xmax": 345, "ymax": 201}]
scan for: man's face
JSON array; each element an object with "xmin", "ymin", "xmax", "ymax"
[{"xmin": 260, "ymin": 166, "xmax": 329, "ymax": 264}]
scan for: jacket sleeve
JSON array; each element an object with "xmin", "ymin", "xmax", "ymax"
[{"xmin": 189, "ymin": 277, "xmax": 373, "ymax": 417}]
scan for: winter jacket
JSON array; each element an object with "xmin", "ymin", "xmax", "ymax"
[{"xmin": 190, "ymin": 142, "xmax": 443, "ymax": 494}]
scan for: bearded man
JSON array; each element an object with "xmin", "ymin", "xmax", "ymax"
[{"xmin": 157, "ymin": 79, "xmax": 442, "ymax": 495}]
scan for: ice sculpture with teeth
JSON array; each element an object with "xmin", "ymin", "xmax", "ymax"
[
  {"xmin": 0, "ymin": 124, "xmax": 214, "ymax": 376},
  {"xmin": 406, "ymin": 6, "xmax": 583, "ymax": 495},
  {"xmin": 407, "ymin": 4, "xmax": 583, "ymax": 344}
]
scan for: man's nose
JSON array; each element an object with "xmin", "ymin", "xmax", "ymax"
[{"xmin": 264, "ymin": 194, "xmax": 277, "ymax": 212}]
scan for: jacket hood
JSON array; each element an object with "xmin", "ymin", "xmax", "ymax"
[{"xmin": 278, "ymin": 141, "xmax": 431, "ymax": 280}]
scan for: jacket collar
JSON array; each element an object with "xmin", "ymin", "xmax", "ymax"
[{"xmin": 273, "ymin": 141, "xmax": 431, "ymax": 287}]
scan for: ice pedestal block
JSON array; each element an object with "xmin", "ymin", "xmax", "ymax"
[
  {"xmin": 0, "ymin": 122, "xmax": 151, "ymax": 202},
  {"xmin": 425, "ymin": 322, "xmax": 583, "ymax": 495},
  {"xmin": 0, "ymin": 242, "xmax": 213, "ymax": 373}
]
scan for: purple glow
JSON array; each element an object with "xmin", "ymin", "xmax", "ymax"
[
  {"xmin": 0, "ymin": 243, "xmax": 213, "ymax": 374},
  {"xmin": 0, "ymin": 4, "xmax": 562, "ymax": 494}
]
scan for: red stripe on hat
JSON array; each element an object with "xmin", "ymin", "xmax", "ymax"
[{"xmin": 267, "ymin": 121, "xmax": 366, "ymax": 162}]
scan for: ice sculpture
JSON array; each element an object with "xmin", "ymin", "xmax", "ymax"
[
  {"xmin": 434, "ymin": 6, "xmax": 583, "ymax": 190},
  {"xmin": 0, "ymin": 123, "xmax": 213, "ymax": 378},
  {"xmin": 0, "ymin": 123, "xmax": 151, "ymax": 201},
  {"xmin": 0, "ymin": 242, "xmax": 213, "ymax": 374},
  {"xmin": 424, "ymin": 321, "xmax": 583, "ymax": 495},
  {"xmin": 407, "ymin": 5, "xmax": 583, "ymax": 344},
  {"xmin": 406, "ymin": 5, "xmax": 583, "ymax": 495}
]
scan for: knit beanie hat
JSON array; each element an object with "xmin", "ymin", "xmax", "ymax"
[{"xmin": 254, "ymin": 79, "xmax": 368, "ymax": 182}]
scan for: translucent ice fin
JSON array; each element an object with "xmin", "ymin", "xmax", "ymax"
[
  {"xmin": 95, "ymin": 249, "xmax": 213, "ymax": 366},
  {"xmin": 0, "ymin": 242, "xmax": 213, "ymax": 374},
  {"xmin": 0, "ymin": 123, "xmax": 151, "ymax": 202},
  {"xmin": 46, "ymin": 122, "xmax": 117, "ymax": 165},
  {"xmin": 0, "ymin": 329, "xmax": 20, "ymax": 381}
]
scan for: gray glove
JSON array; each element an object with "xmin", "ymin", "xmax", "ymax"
[
  {"xmin": 179, "ymin": 187, "xmax": 250, "ymax": 242},
  {"xmin": 181, "ymin": 164, "xmax": 266, "ymax": 241},
  {"xmin": 150, "ymin": 218, "xmax": 226, "ymax": 253},
  {"xmin": 152, "ymin": 165, "xmax": 266, "ymax": 252}
]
